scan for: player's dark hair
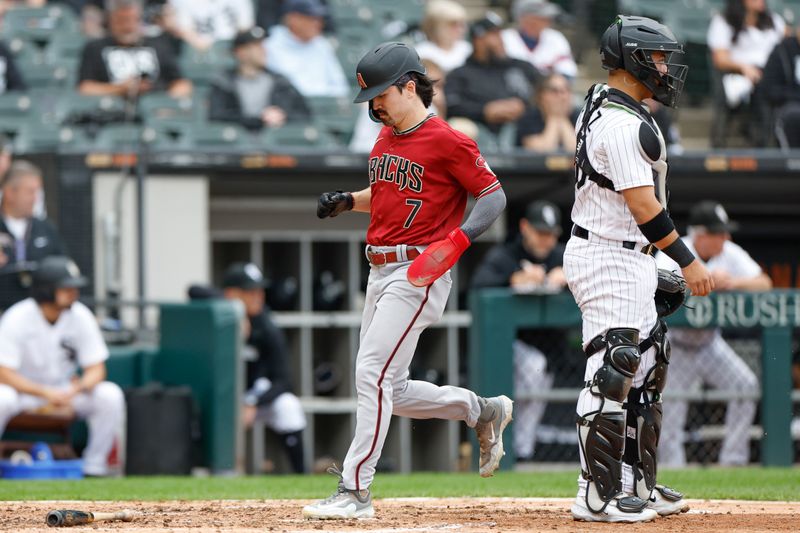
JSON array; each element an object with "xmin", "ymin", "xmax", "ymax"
[
  {"xmin": 393, "ymin": 72, "xmax": 437, "ymax": 109},
  {"xmin": 724, "ymin": 0, "xmax": 774, "ymax": 44}
]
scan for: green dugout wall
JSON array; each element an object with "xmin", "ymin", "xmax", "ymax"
[{"xmin": 469, "ymin": 289, "xmax": 796, "ymax": 468}]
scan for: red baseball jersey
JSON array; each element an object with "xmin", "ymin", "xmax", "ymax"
[{"xmin": 366, "ymin": 115, "xmax": 501, "ymax": 246}]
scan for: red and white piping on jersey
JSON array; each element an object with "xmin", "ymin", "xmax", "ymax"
[
  {"xmin": 475, "ymin": 180, "xmax": 502, "ymax": 199},
  {"xmin": 354, "ymin": 284, "xmax": 432, "ymax": 491}
]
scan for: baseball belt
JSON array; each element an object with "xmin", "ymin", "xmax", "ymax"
[
  {"xmin": 572, "ymin": 224, "xmax": 656, "ymax": 256},
  {"xmin": 366, "ymin": 247, "xmax": 421, "ymax": 266}
]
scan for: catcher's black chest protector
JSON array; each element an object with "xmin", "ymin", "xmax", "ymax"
[{"xmin": 574, "ymin": 85, "xmax": 665, "ymax": 197}]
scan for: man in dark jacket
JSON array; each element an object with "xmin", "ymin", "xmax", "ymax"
[
  {"xmin": 0, "ymin": 161, "xmax": 65, "ymax": 311},
  {"xmin": 446, "ymin": 12, "xmax": 541, "ymax": 134},
  {"xmin": 471, "ymin": 200, "xmax": 568, "ymax": 461},
  {"xmin": 209, "ymin": 26, "xmax": 310, "ymax": 130},
  {"xmin": 761, "ymin": 25, "xmax": 800, "ymax": 148},
  {"xmin": 222, "ymin": 262, "xmax": 306, "ymax": 473},
  {"xmin": 0, "ymin": 40, "xmax": 26, "ymax": 94}
]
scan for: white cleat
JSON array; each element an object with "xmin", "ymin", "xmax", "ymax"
[
  {"xmin": 302, "ymin": 465, "xmax": 375, "ymax": 520},
  {"xmin": 571, "ymin": 494, "xmax": 659, "ymax": 523},
  {"xmin": 475, "ymin": 395, "xmax": 514, "ymax": 477},
  {"xmin": 646, "ymin": 485, "xmax": 690, "ymax": 516}
]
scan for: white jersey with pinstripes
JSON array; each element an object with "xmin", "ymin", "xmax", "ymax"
[{"xmin": 571, "ymin": 84, "xmax": 659, "ymax": 244}]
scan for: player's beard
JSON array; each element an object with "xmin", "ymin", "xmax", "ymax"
[{"xmin": 375, "ymin": 110, "xmax": 395, "ymax": 126}]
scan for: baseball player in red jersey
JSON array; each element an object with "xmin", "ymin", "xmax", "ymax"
[{"xmin": 303, "ymin": 42, "xmax": 512, "ymax": 520}]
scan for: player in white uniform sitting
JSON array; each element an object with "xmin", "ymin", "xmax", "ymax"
[
  {"xmin": 564, "ymin": 16, "xmax": 714, "ymax": 522},
  {"xmin": 657, "ymin": 201, "xmax": 771, "ymax": 467},
  {"xmin": 0, "ymin": 256, "xmax": 125, "ymax": 476}
]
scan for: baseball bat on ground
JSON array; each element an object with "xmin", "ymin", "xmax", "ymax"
[{"xmin": 46, "ymin": 509, "xmax": 134, "ymax": 527}]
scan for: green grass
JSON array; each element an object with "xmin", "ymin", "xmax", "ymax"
[{"xmin": 0, "ymin": 468, "xmax": 797, "ymax": 502}]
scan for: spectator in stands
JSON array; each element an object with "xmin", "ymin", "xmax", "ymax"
[
  {"xmin": 471, "ymin": 200, "xmax": 566, "ymax": 461},
  {"xmin": 168, "ymin": 0, "xmax": 254, "ymax": 51},
  {"xmin": 264, "ymin": 0, "xmax": 348, "ymax": 98},
  {"xmin": 761, "ymin": 22, "xmax": 800, "ymax": 148},
  {"xmin": 0, "ymin": 256, "xmax": 125, "ymax": 477},
  {"xmin": 658, "ymin": 201, "xmax": 771, "ymax": 467},
  {"xmin": 0, "ymin": 40, "xmax": 26, "ymax": 93},
  {"xmin": 517, "ymin": 73, "xmax": 577, "ymax": 152},
  {"xmin": 501, "ymin": 0, "xmax": 577, "ymax": 79},
  {"xmin": 0, "ymin": 161, "xmax": 65, "ymax": 311},
  {"xmin": 255, "ymin": 0, "xmax": 334, "ymax": 33},
  {"xmin": 209, "ymin": 27, "xmax": 310, "ymax": 131},
  {"xmin": 415, "ymin": 0, "xmax": 471, "ymax": 74},
  {"xmin": 77, "ymin": 0, "xmax": 192, "ymax": 99},
  {"xmin": 708, "ymin": 0, "xmax": 786, "ymax": 146},
  {"xmin": 222, "ymin": 262, "xmax": 307, "ymax": 474},
  {"xmin": 446, "ymin": 12, "xmax": 541, "ymax": 135}
]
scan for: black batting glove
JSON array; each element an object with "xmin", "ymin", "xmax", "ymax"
[{"xmin": 317, "ymin": 190, "xmax": 354, "ymax": 219}]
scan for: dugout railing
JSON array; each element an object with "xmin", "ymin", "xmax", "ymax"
[{"xmin": 469, "ymin": 289, "xmax": 797, "ymax": 469}]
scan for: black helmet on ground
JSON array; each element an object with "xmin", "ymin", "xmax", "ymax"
[
  {"xmin": 599, "ymin": 15, "xmax": 688, "ymax": 108},
  {"xmin": 31, "ymin": 256, "xmax": 87, "ymax": 303}
]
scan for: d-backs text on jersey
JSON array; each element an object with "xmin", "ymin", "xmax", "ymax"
[{"xmin": 368, "ymin": 154, "xmax": 424, "ymax": 193}]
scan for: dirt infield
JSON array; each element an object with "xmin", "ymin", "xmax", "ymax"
[{"xmin": 2, "ymin": 498, "xmax": 797, "ymax": 532}]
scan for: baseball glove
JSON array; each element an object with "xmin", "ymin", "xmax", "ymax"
[{"xmin": 655, "ymin": 268, "xmax": 687, "ymax": 317}]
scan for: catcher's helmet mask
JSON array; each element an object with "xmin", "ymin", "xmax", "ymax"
[
  {"xmin": 600, "ymin": 15, "xmax": 688, "ymax": 107},
  {"xmin": 353, "ymin": 42, "xmax": 427, "ymax": 122}
]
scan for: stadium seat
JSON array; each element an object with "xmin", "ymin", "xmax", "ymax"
[
  {"xmin": 18, "ymin": 60, "xmax": 75, "ymax": 89},
  {"xmin": 90, "ymin": 124, "xmax": 169, "ymax": 152},
  {"xmin": 474, "ymin": 124, "xmax": 500, "ymax": 154},
  {"xmin": 305, "ymin": 96, "xmax": 359, "ymax": 143},
  {"xmin": 44, "ymin": 30, "xmax": 87, "ymax": 63},
  {"xmin": 178, "ymin": 41, "xmax": 235, "ymax": 87},
  {"xmin": 0, "ymin": 92, "xmax": 36, "ymax": 118},
  {"xmin": 13, "ymin": 121, "xmax": 61, "ymax": 153},
  {"xmin": 259, "ymin": 123, "xmax": 339, "ymax": 148},
  {"xmin": 54, "ymin": 93, "xmax": 128, "ymax": 126},
  {"xmin": 182, "ymin": 122, "xmax": 253, "ymax": 149},
  {"xmin": 0, "ymin": 4, "xmax": 79, "ymax": 43},
  {"xmin": 139, "ymin": 93, "xmax": 200, "ymax": 124}
]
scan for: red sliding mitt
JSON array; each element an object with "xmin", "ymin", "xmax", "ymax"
[{"xmin": 407, "ymin": 228, "xmax": 471, "ymax": 287}]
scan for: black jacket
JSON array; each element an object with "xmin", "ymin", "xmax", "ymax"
[
  {"xmin": 245, "ymin": 309, "xmax": 294, "ymax": 407},
  {"xmin": 471, "ymin": 236, "xmax": 564, "ymax": 289},
  {"xmin": 471, "ymin": 236, "xmax": 566, "ymax": 352},
  {"xmin": 761, "ymin": 36, "xmax": 800, "ymax": 107},
  {"xmin": 0, "ymin": 40, "xmax": 26, "ymax": 93},
  {"xmin": 208, "ymin": 67, "xmax": 311, "ymax": 130},
  {"xmin": 446, "ymin": 56, "xmax": 542, "ymax": 133},
  {"xmin": 0, "ymin": 216, "xmax": 65, "ymax": 310}
]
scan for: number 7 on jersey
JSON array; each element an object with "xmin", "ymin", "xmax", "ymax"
[{"xmin": 404, "ymin": 199, "xmax": 423, "ymax": 228}]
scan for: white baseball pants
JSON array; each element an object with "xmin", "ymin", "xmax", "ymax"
[{"xmin": 0, "ymin": 381, "xmax": 125, "ymax": 475}]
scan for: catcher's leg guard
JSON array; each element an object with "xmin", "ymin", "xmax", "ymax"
[
  {"xmin": 578, "ymin": 328, "xmax": 644, "ymax": 514},
  {"xmin": 625, "ymin": 320, "xmax": 672, "ymax": 500}
]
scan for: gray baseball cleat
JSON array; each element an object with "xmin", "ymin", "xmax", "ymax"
[
  {"xmin": 302, "ymin": 465, "xmax": 375, "ymax": 520},
  {"xmin": 474, "ymin": 395, "xmax": 514, "ymax": 477},
  {"xmin": 646, "ymin": 485, "xmax": 690, "ymax": 516}
]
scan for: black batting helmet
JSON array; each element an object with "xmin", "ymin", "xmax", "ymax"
[
  {"xmin": 599, "ymin": 15, "xmax": 688, "ymax": 108},
  {"xmin": 353, "ymin": 42, "xmax": 426, "ymax": 121},
  {"xmin": 31, "ymin": 256, "xmax": 87, "ymax": 303}
]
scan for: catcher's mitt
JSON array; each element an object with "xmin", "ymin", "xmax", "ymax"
[{"xmin": 655, "ymin": 268, "xmax": 687, "ymax": 317}]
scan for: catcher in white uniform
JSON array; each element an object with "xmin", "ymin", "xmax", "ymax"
[
  {"xmin": 564, "ymin": 16, "xmax": 714, "ymax": 522},
  {"xmin": 657, "ymin": 201, "xmax": 771, "ymax": 467}
]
